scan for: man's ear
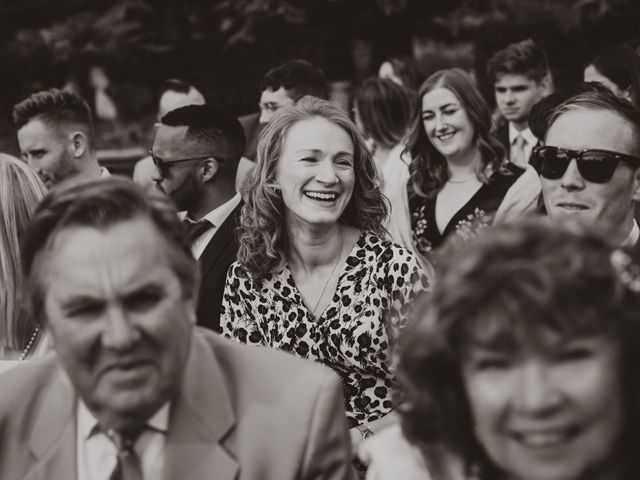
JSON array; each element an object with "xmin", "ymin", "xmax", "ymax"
[
  {"xmin": 631, "ymin": 167, "xmax": 640, "ymax": 202},
  {"xmin": 69, "ymin": 131, "xmax": 88, "ymax": 158},
  {"xmin": 539, "ymin": 74, "xmax": 552, "ymax": 97},
  {"xmin": 199, "ymin": 157, "xmax": 219, "ymax": 182}
]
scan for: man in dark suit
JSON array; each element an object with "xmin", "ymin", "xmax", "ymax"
[
  {"xmin": 151, "ymin": 104, "xmax": 244, "ymax": 332},
  {"xmin": 529, "ymin": 81, "xmax": 640, "ymax": 250},
  {"xmin": 0, "ymin": 177, "xmax": 355, "ymax": 480},
  {"xmin": 486, "ymin": 39, "xmax": 551, "ymax": 167}
]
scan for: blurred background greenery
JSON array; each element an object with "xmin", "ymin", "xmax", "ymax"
[{"xmin": 0, "ymin": 0, "xmax": 638, "ymax": 154}]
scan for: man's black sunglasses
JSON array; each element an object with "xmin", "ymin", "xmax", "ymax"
[
  {"xmin": 530, "ymin": 146, "xmax": 640, "ymax": 184},
  {"xmin": 149, "ymin": 151, "xmax": 217, "ymax": 179}
]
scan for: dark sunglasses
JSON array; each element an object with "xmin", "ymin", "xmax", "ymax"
[
  {"xmin": 531, "ymin": 145, "xmax": 640, "ymax": 184},
  {"xmin": 149, "ymin": 151, "xmax": 214, "ymax": 179}
]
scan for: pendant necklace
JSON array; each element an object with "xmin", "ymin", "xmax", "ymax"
[{"xmin": 311, "ymin": 225, "xmax": 345, "ymax": 318}]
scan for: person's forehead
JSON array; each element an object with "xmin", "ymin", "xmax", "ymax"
[
  {"xmin": 422, "ymin": 87, "xmax": 460, "ymax": 109},
  {"xmin": 282, "ymin": 116, "xmax": 353, "ymax": 154},
  {"xmin": 41, "ymin": 217, "xmax": 177, "ymax": 291},
  {"xmin": 260, "ymin": 86, "xmax": 294, "ymax": 105},
  {"xmin": 545, "ymin": 107, "xmax": 636, "ymax": 154},
  {"xmin": 152, "ymin": 124, "xmax": 201, "ymax": 157},
  {"xmin": 494, "ymin": 73, "xmax": 537, "ymax": 88},
  {"xmin": 18, "ymin": 118, "xmax": 62, "ymax": 144}
]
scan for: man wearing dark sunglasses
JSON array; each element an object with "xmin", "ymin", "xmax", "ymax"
[
  {"xmin": 151, "ymin": 104, "xmax": 245, "ymax": 332},
  {"xmin": 529, "ymin": 81, "xmax": 640, "ymax": 247}
]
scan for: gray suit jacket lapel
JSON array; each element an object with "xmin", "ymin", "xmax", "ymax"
[
  {"xmin": 25, "ymin": 368, "xmax": 77, "ymax": 480},
  {"xmin": 165, "ymin": 331, "xmax": 238, "ymax": 480}
]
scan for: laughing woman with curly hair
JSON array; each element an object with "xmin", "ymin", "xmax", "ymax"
[{"xmin": 221, "ymin": 96, "xmax": 430, "ymax": 453}]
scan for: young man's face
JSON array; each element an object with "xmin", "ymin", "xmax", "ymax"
[
  {"xmin": 258, "ymin": 87, "xmax": 295, "ymax": 125},
  {"xmin": 494, "ymin": 73, "xmax": 547, "ymax": 129}
]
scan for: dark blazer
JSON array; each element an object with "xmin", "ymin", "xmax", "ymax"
[
  {"xmin": 0, "ymin": 329, "xmax": 356, "ymax": 480},
  {"xmin": 196, "ymin": 201, "xmax": 243, "ymax": 332}
]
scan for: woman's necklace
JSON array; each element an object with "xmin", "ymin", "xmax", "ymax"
[
  {"xmin": 18, "ymin": 326, "xmax": 40, "ymax": 361},
  {"xmin": 310, "ymin": 225, "xmax": 344, "ymax": 318},
  {"xmin": 447, "ymin": 175, "xmax": 477, "ymax": 184}
]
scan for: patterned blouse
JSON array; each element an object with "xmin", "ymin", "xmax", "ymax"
[
  {"xmin": 409, "ymin": 163, "xmax": 524, "ymax": 254},
  {"xmin": 221, "ymin": 231, "xmax": 430, "ymax": 428}
]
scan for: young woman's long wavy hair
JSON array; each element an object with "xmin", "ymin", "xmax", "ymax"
[
  {"xmin": 406, "ymin": 68, "xmax": 506, "ymax": 199},
  {"xmin": 0, "ymin": 154, "xmax": 46, "ymax": 352},
  {"xmin": 238, "ymin": 95, "xmax": 388, "ymax": 283}
]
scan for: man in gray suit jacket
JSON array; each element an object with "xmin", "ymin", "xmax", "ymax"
[{"xmin": 0, "ymin": 176, "xmax": 354, "ymax": 480}]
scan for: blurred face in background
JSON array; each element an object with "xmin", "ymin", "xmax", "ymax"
[
  {"xmin": 17, "ymin": 119, "xmax": 79, "ymax": 188},
  {"xmin": 462, "ymin": 331, "xmax": 624, "ymax": 480},
  {"xmin": 259, "ymin": 87, "xmax": 295, "ymax": 125},
  {"xmin": 494, "ymin": 73, "xmax": 548, "ymax": 129},
  {"xmin": 421, "ymin": 87, "xmax": 475, "ymax": 161}
]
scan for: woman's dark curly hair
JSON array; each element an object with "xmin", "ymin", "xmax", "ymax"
[
  {"xmin": 406, "ymin": 68, "xmax": 506, "ymax": 199},
  {"xmin": 237, "ymin": 95, "xmax": 388, "ymax": 283},
  {"xmin": 397, "ymin": 218, "xmax": 640, "ymax": 479}
]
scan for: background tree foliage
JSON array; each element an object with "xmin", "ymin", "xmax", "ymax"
[{"xmin": 0, "ymin": 0, "xmax": 637, "ymax": 149}]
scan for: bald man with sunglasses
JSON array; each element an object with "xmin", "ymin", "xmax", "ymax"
[{"xmin": 528, "ymin": 82, "xmax": 640, "ymax": 249}]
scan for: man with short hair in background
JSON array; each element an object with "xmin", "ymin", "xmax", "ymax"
[
  {"xmin": 13, "ymin": 88, "xmax": 107, "ymax": 187},
  {"xmin": 133, "ymin": 79, "xmax": 206, "ymax": 190},
  {"xmin": 487, "ymin": 39, "xmax": 551, "ymax": 168}
]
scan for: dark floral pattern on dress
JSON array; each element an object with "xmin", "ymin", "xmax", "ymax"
[
  {"xmin": 409, "ymin": 163, "xmax": 525, "ymax": 253},
  {"xmin": 220, "ymin": 231, "xmax": 430, "ymax": 428}
]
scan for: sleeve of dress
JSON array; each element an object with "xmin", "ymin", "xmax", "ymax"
[
  {"xmin": 220, "ymin": 262, "xmax": 265, "ymax": 345},
  {"xmin": 494, "ymin": 164, "xmax": 542, "ymax": 224},
  {"xmin": 382, "ymin": 245, "xmax": 431, "ymax": 349}
]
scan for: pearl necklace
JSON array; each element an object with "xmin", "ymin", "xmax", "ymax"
[{"xmin": 18, "ymin": 326, "xmax": 40, "ymax": 361}]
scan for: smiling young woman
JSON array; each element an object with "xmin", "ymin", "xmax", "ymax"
[
  {"xmin": 220, "ymin": 96, "xmax": 431, "ymax": 460},
  {"xmin": 405, "ymin": 68, "xmax": 539, "ymax": 259}
]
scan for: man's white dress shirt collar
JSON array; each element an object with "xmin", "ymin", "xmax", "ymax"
[
  {"xmin": 77, "ymin": 400, "xmax": 169, "ymax": 480},
  {"xmin": 182, "ymin": 193, "xmax": 242, "ymax": 260}
]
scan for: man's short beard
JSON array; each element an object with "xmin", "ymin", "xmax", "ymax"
[{"xmin": 172, "ymin": 168, "xmax": 204, "ymax": 215}]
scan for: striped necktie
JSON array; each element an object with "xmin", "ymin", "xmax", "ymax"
[{"xmin": 106, "ymin": 429, "xmax": 143, "ymax": 480}]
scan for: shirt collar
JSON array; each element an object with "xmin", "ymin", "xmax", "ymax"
[
  {"xmin": 99, "ymin": 167, "xmax": 111, "ymax": 178},
  {"xmin": 78, "ymin": 400, "xmax": 171, "ymax": 439},
  {"xmin": 508, "ymin": 123, "xmax": 537, "ymax": 147},
  {"xmin": 183, "ymin": 193, "xmax": 242, "ymax": 227},
  {"xmin": 622, "ymin": 219, "xmax": 640, "ymax": 248}
]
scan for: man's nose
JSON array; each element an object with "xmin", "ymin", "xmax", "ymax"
[
  {"xmin": 259, "ymin": 109, "xmax": 273, "ymax": 125},
  {"xmin": 560, "ymin": 159, "xmax": 586, "ymax": 190},
  {"xmin": 504, "ymin": 91, "xmax": 515, "ymax": 103},
  {"xmin": 101, "ymin": 306, "xmax": 140, "ymax": 351}
]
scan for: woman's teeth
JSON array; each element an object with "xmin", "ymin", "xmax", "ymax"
[
  {"xmin": 304, "ymin": 191, "xmax": 338, "ymax": 202},
  {"xmin": 438, "ymin": 132, "xmax": 455, "ymax": 141}
]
